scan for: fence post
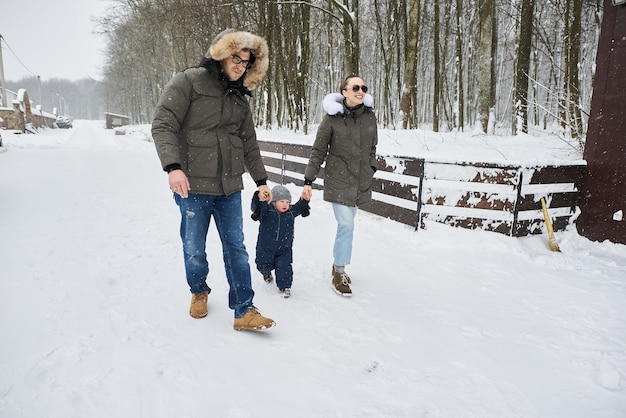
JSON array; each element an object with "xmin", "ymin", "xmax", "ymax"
[
  {"xmin": 280, "ymin": 143, "xmax": 286, "ymax": 184},
  {"xmin": 511, "ymin": 170, "xmax": 523, "ymax": 237},
  {"xmin": 415, "ymin": 159, "xmax": 425, "ymax": 231}
]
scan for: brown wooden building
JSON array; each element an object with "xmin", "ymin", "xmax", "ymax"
[
  {"xmin": 577, "ymin": 0, "xmax": 626, "ymax": 245},
  {"xmin": 104, "ymin": 112, "xmax": 130, "ymax": 129}
]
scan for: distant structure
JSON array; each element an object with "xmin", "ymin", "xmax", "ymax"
[
  {"xmin": 0, "ymin": 88, "xmax": 56, "ymax": 132},
  {"xmin": 577, "ymin": 0, "xmax": 626, "ymax": 245},
  {"xmin": 104, "ymin": 112, "xmax": 130, "ymax": 129}
]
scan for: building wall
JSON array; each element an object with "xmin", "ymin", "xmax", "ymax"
[
  {"xmin": 577, "ymin": 1, "xmax": 626, "ymax": 244},
  {"xmin": 105, "ymin": 112, "xmax": 130, "ymax": 129},
  {"xmin": 0, "ymin": 89, "xmax": 56, "ymax": 131}
]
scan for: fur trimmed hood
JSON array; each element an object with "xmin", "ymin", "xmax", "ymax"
[
  {"xmin": 322, "ymin": 92, "xmax": 374, "ymax": 115},
  {"xmin": 205, "ymin": 28, "xmax": 269, "ymax": 90}
]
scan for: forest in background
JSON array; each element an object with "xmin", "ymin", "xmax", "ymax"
[{"xmin": 6, "ymin": 0, "xmax": 603, "ymax": 147}]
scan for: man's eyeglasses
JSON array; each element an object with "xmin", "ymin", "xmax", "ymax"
[
  {"xmin": 347, "ymin": 85, "xmax": 368, "ymax": 93},
  {"xmin": 231, "ymin": 55, "xmax": 252, "ymax": 69}
]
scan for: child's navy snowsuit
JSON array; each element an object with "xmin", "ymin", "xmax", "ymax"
[{"xmin": 251, "ymin": 192, "xmax": 310, "ymax": 289}]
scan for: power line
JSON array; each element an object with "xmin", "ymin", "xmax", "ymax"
[{"xmin": 0, "ymin": 34, "xmax": 39, "ymax": 79}]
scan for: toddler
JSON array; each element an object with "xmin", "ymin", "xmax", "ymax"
[{"xmin": 251, "ymin": 185, "xmax": 310, "ymax": 298}]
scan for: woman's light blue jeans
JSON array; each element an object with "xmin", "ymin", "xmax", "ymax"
[
  {"xmin": 332, "ymin": 203, "xmax": 357, "ymax": 267},
  {"xmin": 174, "ymin": 192, "xmax": 254, "ymax": 318}
]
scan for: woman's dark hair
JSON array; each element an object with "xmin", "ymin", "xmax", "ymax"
[{"xmin": 339, "ymin": 74, "xmax": 362, "ymax": 92}]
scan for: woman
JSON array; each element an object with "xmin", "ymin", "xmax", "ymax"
[{"xmin": 302, "ymin": 75, "xmax": 378, "ymax": 296}]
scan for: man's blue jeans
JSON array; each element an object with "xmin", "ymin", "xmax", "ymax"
[
  {"xmin": 174, "ymin": 192, "xmax": 254, "ymax": 318},
  {"xmin": 332, "ymin": 203, "xmax": 357, "ymax": 267}
]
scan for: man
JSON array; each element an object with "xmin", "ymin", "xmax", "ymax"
[{"xmin": 152, "ymin": 29, "xmax": 275, "ymax": 331}]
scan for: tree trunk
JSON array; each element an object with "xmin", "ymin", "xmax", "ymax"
[
  {"xmin": 513, "ymin": 0, "xmax": 534, "ymax": 135},
  {"xmin": 455, "ymin": 0, "xmax": 464, "ymax": 131},
  {"xmin": 477, "ymin": 0, "xmax": 496, "ymax": 133},
  {"xmin": 433, "ymin": 0, "xmax": 440, "ymax": 132},
  {"xmin": 299, "ymin": 4, "xmax": 312, "ymax": 134},
  {"xmin": 560, "ymin": 0, "xmax": 571, "ymax": 132},
  {"xmin": 333, "ymin": 0, "xmax": 360, "ymax": 75},
  {"xmin": 568, "ymin": 0, "xmax": 584, "ymax": 140},
  {"xmin": 401, "ymin": 0, "xmax": 420, "ymax": 129}
]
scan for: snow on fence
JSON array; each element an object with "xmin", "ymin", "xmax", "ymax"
[{"xmin": 258, "ymin": 141, "xmax": 586, "ymax": 237}]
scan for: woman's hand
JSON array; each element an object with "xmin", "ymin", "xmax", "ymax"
[{"xmin": 302, "ymin": 185, "xmax": 312, "ymax": 200}]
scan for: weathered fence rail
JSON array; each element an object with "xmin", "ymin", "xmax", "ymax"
[{"xmin": 258, "ymin": 140, "xmax": 586, "ymax": 237}]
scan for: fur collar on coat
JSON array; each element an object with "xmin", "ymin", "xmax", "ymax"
[
  {"xmin": 322, "ymin": 92, "xmax": 374, "ymax": 115},
  {"xmin": 205, "ymin": 29, "xmax": 269, "ymax": 90}
]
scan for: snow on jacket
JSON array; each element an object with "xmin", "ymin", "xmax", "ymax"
[
  {"xmin": 151, "ymin": 30, "xmax": 269, "ymax": 196},
  {"xmin": 304, "ymin": 92, "xmax": 378, "ymax": 207},
  {"xmin": 251, "ymin": 192, "xmax": 310, "ymax": 251}
]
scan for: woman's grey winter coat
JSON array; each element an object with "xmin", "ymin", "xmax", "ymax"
[{"xmin": 304, "ymin": 93, "xmax": 378, "ymax": 207}]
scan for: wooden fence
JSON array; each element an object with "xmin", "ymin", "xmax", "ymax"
[{"xmin": 258, "ymin": 140, "xmax": 586, "ymax": 237}]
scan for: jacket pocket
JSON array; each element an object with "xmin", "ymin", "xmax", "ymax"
[
  {"xmin": 325, "ymin": 155, "xmax": 349, "ymax": 188},
  {"xmin": 187, "ymin": 131, "xmax": 219, "ymax": 177},
  {"xmin": 228, "ymin": 134, "xmax": 246, "ymax": 176},
  {"xmin": 359, "ymin": 164, "xmax": 375, "ymax": 187}
]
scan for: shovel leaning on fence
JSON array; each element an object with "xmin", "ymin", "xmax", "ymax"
[{"xmin": 540, "ymin": 197, "xmax": 561, "ymax": 252}]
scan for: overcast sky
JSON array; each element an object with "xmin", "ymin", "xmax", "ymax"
[{"xmin": 0, "ymin": 0, "xmax": 109, "ymax": 82}]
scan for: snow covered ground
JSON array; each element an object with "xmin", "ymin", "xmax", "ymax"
[{"xmin": 0, "ymin": 120, "xmax": 625, "ymax": 417}]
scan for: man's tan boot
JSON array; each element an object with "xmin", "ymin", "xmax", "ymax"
[
  {"xmin": 189, "ymin": 291, "xmax": 208, "ymax": 318},
  {"xmin": 233, "ymin": 307, "xmax": 276, "ymax": 330}
]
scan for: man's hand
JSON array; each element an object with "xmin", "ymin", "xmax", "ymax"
[
  {"xmin": 169, "ymin": 169, "xmax": 191, "ymax": 198},
  {"xmin": 258, "ymin": 185, "xmax": 272, "ymax": 202}
]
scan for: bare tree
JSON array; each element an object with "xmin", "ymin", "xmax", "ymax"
[
  {"xmin": 513, "ymin": 0, "xmax": 534, "ymax": 135},
  {"xmin": 433, "ymin": 0, "xmax": 440, "ymax": 132},
  {"xmin": 455, "ymin": 0, "xmax": 464, "ymax": 131},
  {"xmin": 336, "ymin": 0, "xmax": 361, "ymax": 74},
  {"xmin": 401, "ymin": 0, "xmax": 420, "ymax": 129},
  {"xmin": 95, "ymin": 0, "xmax": 600, "ymax": 142},
  {"xmin": 567, "ymin": 0, "xmax": 584, "ymax": 140},
  {"xmin": 477, "ymin": 0, "xmax": 496, "ymax": 133}
]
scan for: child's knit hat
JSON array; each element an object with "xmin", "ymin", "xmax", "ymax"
[{"xmin": 272, "ymin": 185, "xmax": 291, "ymax": 202}]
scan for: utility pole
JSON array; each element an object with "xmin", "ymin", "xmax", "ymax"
[
  {"xmin": 0, "ymin": 34, "xmax": 8, "ymax": 107},
  {"xmin": 38, "ymin": 75, "xmax": 42, "ymax": 108}
]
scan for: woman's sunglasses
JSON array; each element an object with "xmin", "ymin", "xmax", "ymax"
[{"xmin": 348, "ymin": 85, "xmax": 368, "ymax": 93}]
